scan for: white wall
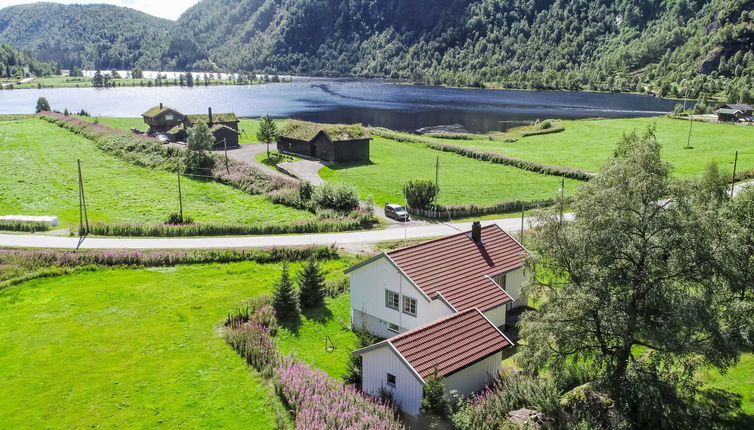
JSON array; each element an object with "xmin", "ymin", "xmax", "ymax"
[
  {"xmin": 361, "ymin": 346, "xmax": 424, "ymax": 416},
  {"xmin": 349, "ymin": 256, "xmax": 454, "ymax": 337},
  {"xmin": 503, "ymin": 268, "xmax": 528, "ymax": 308},
  {"xmin": 444, "ymin": 352, "xmax": 502, "ymax": 397},
  {"xmin": 484, "ymin": 305, "xmax": 507, "ymax": 328}
]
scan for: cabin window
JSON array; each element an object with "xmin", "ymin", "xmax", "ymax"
[
  {"xmin": 385, "ymin": 290, "xmax": 399, "ymax": 310},
  {"xmin": 387, "ymin": 373, "xmax": 396, "ymax": 387},
  {"xmin": 493, "ymin": 274, "xmax": 507, "ymax": 289},
  {"xmin": 403, "ymin": 296, "xmax": 417, "ymax": 317},
  {"xmin": 165, "ymin": 114, "xmax": 174, "ymax": 120},
  {"xmin": 388, "ymin": 323, "xmax": 399, "ymax": 333}
]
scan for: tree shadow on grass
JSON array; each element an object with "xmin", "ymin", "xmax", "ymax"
[
  {"xmin": 302, "ymin": 303, "xmax": 333, "ymax": 324},
  {"xmin": 279, "ymin": 315, "xmax": 302, "ymax": 335},
  {"xmin": 696, "ymin": 387, "xmax": 754, "ymax": 429}
]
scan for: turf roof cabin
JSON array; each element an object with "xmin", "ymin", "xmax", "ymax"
[
  {"xmin": 277, "ymin": 120, "xmax": 371, "ymax": 162},
  {"xmin": 716, "ymin": 103, "xmax": 754, "ymax": 122},
  {"xmin": 142, "ymin": 104, "xmax": 241, "ymax": 148}
]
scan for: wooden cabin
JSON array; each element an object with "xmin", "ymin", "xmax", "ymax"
[
  {"xmin": 141, "ymin": 105, "xmax": 240, "ymax": 147},
  {"xmin": 277, "ymin": 120, "xmax": 370, "ymax": 162},
  {"xmin": 142, "ymin": 103, "xmax": 185, "ymax": 134},
  {"xmin": 717, "ymin": 103, "xmax": 754, "ymax": 122}
]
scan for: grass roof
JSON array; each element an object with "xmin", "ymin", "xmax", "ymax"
[
  {"xmin": 187, "ymin": 113, "xmax": 239, "ymax": 124},
  {"xmin": 142, "ymin": 105, "xmax": 176, "ymax": 117},
  {"xmin": 279, "ymin": 120, "xmax": 370, "ymax": 141}
]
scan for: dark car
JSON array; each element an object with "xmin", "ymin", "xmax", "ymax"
[{"xmin": 385, "ymin": 203, "xmax": 410, "ymax": 221}]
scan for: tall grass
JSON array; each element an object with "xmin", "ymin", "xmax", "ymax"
[{"xmin": 0, "ymin": 220, "xmax": 51, "ymax": 232}]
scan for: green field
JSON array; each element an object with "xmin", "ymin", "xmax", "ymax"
[
  {"xmin": 0, "ymin": 118, "xmax": 314, "ymax": 227},
  {"xmin": 0, "ymin": 259, "xmax": 355, "ymax": 428},
  {"xmin": 428, "ymin": 118, "xmax": 754, "ymax": 177},
  {"xmin": 320, "ymin": 136, "xmax": 580, "ymax": 206}
]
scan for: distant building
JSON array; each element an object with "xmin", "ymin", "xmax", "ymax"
[
  {"xmin": 277, "ymin": 120, "xmax": 371, "ymax": 162},
  {"xmin": 716, "ymin": 103, "xmax": 754, "ymax": 122},
  {"xmin": 141, "ymin": 104, "xmax": 240, "ymax": 148}
]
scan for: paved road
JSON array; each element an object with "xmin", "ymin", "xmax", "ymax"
[{"xmin": 0, "ymin": 216, "xmax": 564, "ymax": 250}]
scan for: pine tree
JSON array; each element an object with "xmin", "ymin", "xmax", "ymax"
[
  {"xmin": 35, "ymin": 97, "xmax": 50, "ymax": 113},
  {"xmin": 272, "ymin": 262, "xmax": 300, "ymax": 321},
  {"xmin": 92, "ymin": 70, "xmax": 104, "ymax": 88},
  {"xmin": 298, "ymin": 259, "xmax": 326, "ymax": 309},
  {"xmin": 184, "ymin": 120, "xmax": 215, "ymax": 174}
]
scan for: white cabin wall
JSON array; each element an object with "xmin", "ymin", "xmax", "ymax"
[
  {"xmin": 443, "ymin": 352, "xmax": 502, "ymax": 397},
  {"xmin": 484, "ymin": 305, "xmax": 507, "ymax": 328},
  {"xmin": 360, "ymin": 347, "xmax": 424, "ymax": 416},
  {"xmin": 504, "ymin": 268, "xmax": 528, "ymax": 308}
]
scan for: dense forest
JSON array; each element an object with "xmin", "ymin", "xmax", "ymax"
[
  {"xmin": 0, "ymin": 2, "xmax": 173, "ymax": 70},
  {"xmin": 0, "ymin": 43, "xmax": 58, "ymax": 78},
  {"xmin": 1, "ymin": 0, "xmax": 753, "ymax": 99}
]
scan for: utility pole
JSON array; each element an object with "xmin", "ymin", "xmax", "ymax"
[
  {"xmin": 731, "ymin": 151, "xmax": 739, "ymax": 198},
  {"xmin": 559, "ymin": 176, "xmax": 565, "ymax": 221},
  {"xmin": 520, "ymin": 202, "xmax": 525, "ymax": 246},
  {"xmin": 177, "ymin": 161, "xmax": 184, "ymax": 223},
  {"xmin": 77, "ymin": 159, "xmax": 89, "ymax": 236},
  {"xmin": 685, "ymin": 114, "xmax": 694, "ymax": 149},
  {"xmin": 222, "ymin": 138, "xmax": 229, "ymax": 173},
  {"xmin": 434, "ymin": 156, "xmax": 440, "ymax": 217}
]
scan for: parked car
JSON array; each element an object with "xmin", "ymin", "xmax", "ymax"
[
  {"xmin": 155, "ymin": 134, "xmax": 169, "ymax": 143},
  {"xmin": 385, "ymin": 203, "xmax": 410, "ymax": 221}
]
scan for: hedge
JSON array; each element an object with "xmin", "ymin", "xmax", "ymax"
[
  {"xmin": 407, "ymin": 197, "xmax": 567, "ymax": 219},
  {"xmin": 370, "ymin": 127, "xmax": 592, "ymax": 181},
  {"xmin": 0, "ymin": 220, "xmax": 51, "ymax": 233}
]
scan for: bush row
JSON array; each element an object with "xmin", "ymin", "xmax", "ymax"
[
  {"xmin": 407, "ymin": 197, "xmax": 566, "ymax": 219},
  {"xmin": 370, "ymin": 127, "xmax": 592, "ymax": 181},
  {"xmin": 84, "ymin": 211, "xmax": 376, "ymax": 237},
  {"xmin": 0, "ymin": 220, "xmax": 51, "ymax": 232}
]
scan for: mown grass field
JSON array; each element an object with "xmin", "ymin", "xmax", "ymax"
[
  {"xmin": 0, "ymin": 259, "xmax": 356, "ymax": 429},
  {"xmin": 0, "ymin": 118, "xmax": 314, "ymax": 227},
  {"xmin": 320, "ymin": 136, "xmax": 580, "ymax": 206},
  {"xmin": 428, "ymin": 117, "xmax": 754, "ymax": 177}
]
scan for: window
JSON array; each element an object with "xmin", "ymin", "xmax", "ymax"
[
  {"xmin": 386, "ymin": 373, "xmax": 396, "ymax": 387},
  {"xmin": 385, "ymin": 290, "xmax": 399, "ymax": 310},
  {"xmin": 403, "ymin": 296, "xmax": 417, "ymax": 317},
  {"xmin": 165, "ymin": 114, "xmax": 174, "ymax": 120},
  {"xmin": 493, "ymin": 274, "xmax": 507, "ymax": 289},
  {"xmin": 388, "ymin": 323, "xmax": 399, "ymax": 333}
]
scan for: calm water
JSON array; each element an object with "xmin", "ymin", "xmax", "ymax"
[{"xmin": 0, "ymin": 78, "xmax": 679, "ymax": 133}]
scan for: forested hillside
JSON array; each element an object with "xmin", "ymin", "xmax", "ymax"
[
  {"xmin": 0, "ymin": 43, "xmax": 58, "ymax": 78},
  {"xmin": 0, "ymin": 0, "xmax": 753, "ymax": 100},
  {"xmin": 0, "ymin": 2, "xmax": 174, "ymax": 70}
]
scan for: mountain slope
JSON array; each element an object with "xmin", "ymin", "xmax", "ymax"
[
  {"xmin": 0, "ymin": 43, "xmax": 58, "ymax": 78},
  {"xmin": 0, "ymin": 2, "xmax": 174, "ymax": 69}
]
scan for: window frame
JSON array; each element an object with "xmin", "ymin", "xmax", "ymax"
[
  {"xmin": 385, "ymin": 289, "xmax": 400, "ymax": 310},
  {"xmin": 386, "ymin": 372, "xmax": 396, "ymax": 387},
  {"xmin": 402, "ymin": 295, "xmax": 417, "ymax": 317},
  {"xmin": 388, "ymin": 323, "xmax": 399, "ymax": 333},
  {"xmin": 493, "ymin": 273, "xmax": 507, "ymax": 289}
]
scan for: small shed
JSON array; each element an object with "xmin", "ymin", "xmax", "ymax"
[
  {"xmin": 719, "ymin": 104, "xmax": 754, "ymax": 116},
  {"xmin": 277, "ymin": 120, "xmax": 371, "ymax": 162},
  {"xmin": 717, "ymin": 108, "xmax": 743, "ymax": 122},
  {"xmin": 354, "ymin": 308, "xmax": 513, "ymax": 415}
]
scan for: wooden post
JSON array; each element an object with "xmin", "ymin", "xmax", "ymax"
[
  {"xmin": 731, "ymin": 150, "xmax": 739, "ymax": 198},
  {"xmin": 560, "ymin": 176, "xmax": 565, "ymax": 221},
  {"xmin": 685, "ymin": 115, "xmax": 693, "ymax": 149},
  {"xmin": 177, "ymin": 163, "xmax": 184, "ymax": 223},
  {"xmin": 520, "ymin": 202, "xmax": 525, "ymax": 245},
  {"xmin": 77, "ymin": 159, "xmax": 89, "ymax": 235},
  {"xmin": 223, "ymin": 138, "xmax": 229, "ymax": 173}
]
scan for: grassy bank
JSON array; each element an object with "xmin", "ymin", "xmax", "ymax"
[
  {"xmin": 320, "ymin": 136, "xmax": 580, "ymax": 206},
  {"xmin": 0, "ymin": 259, "xmax": 354, "ymax": 428},
  {"xmin": 0, "ymin": 118, "xmax": 314, "ymax": 227},
  {"xmin": 428, "ymin": 117, "xmax": 754, "ymax": 177}
]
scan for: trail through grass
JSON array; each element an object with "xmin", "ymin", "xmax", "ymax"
[{"xmin": 0, "ymin": 118, "xmax": 313, "ymax": 227}]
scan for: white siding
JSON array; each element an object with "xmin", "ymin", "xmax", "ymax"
[
  {"xmin": 349, "ymin": 256, "xmax": 454, "ymax": 337},
  {"xmin": 503, "ymin": 268, "xmax": 528, "ymax": 308},
  {"xmin": 361, "ymin": 346, "xmax": 424, "ymax": 415},
  {"xmin": 444, "ymin": 352, "xmax": 502, "ymax": 396},
  {"xmin": 484, "ymin": 305, "xmax": 507, "ymax": 328}
]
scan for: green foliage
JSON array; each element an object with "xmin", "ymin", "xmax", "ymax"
[
  {"xmin": 0, "ymin": 220, "xmax": 50, "ymax": 233},
  {"xmin": 272, "ymin": 262, "xmax": 300, "ymax": 322},
  {"xmin": 165, "ymin": 211, "xmax": 193, "ymax": 225},
  {"xmin": 256, "ymin": 115, "xmax": 278, "ymax": 143},
  {"xmin": 312, "ymin": 182, "xmax": 360, "ymax": 212},
  {"xmin": 0, "ymin": 43, "xmax": 57, "ymax": 78},
  {"xmin": 184, "ymin": 120, "xmax": 215, "ymax": 174},
  {"xmin": 34, "ymin": 97, "xmax": 50, "ymax": 113},
  {"xmin": 422, "ymin": 368, "xmax": 451, "ymax": 416},
  {"xmin": 403, "ymin": 179, "xmax": 437, "ymax": 209},
  {"xmin": 297, "ymin": 259, "xmax": 326, "ymax": 309}
]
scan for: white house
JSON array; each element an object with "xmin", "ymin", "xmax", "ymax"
[
  {"xmin": 354, "ymin": 308, "xmax": 513, "ymax": 415},
  {"xmin": 346, "ymin": 222, "xmax": 528, "ymax": 339}
]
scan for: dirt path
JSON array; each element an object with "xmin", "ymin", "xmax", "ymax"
[{"xmin": 217, "ymin": 143, "xmax": 292, "ymax": 181}]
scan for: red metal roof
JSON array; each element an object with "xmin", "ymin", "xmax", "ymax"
[
  {"xmin": 387, "ymin": 224, "xmax": 525, "ymax": 311},
  {"xmin": 389, "ymin": 308, "xmax": 512, "ymax": 379}
]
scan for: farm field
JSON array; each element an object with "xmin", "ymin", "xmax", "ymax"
[
  {"xmin": 0, "ymin": 259, "xmax": 355, "ymax": 429},
  {"xmin": 0, "ymin": 118, "xmax": 314, "ymax": 227},
  {"xmin": 320, "ymin": 136, "xmax": 581, "ymax": 207},
  {"xmin": 427, "ymin": 117, "xmax": 754, "ymax": 177}
]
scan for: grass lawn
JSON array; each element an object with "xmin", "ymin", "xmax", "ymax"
[
  {"xmin": 320, "ymin": 136, "xmax": 580, "ymax": 207},
  {"xmin": 0, "ymin": 118, "xmax": 314, "ymax": 227},
  {"xmin": 699, "ymin": 353, "xmax": 754, "ymax": 416},
  {"xmin": 0, "ymin": 259, "xmax": 354, "ymax": 428},
  {"xmin": 428, "ymin": 117, "xmax": 754, "ymax": 177}
]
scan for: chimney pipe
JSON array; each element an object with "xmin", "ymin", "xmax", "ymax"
[
  {"xmin": 472, "ymin": 221, "xmax": 482, "ymax": 244},
  {"xmin": 208, "ymin": 107, "xmax": 213, "ymax": 126},
  {"xmin": 159, "ymin": 102, "xmax": 163, "ymax": 109}
]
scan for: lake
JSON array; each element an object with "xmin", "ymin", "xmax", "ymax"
[{"xmin": 0, "ymin": 78, "xmax": 680, "ymax": 133}]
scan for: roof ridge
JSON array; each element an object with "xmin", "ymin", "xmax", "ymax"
[{"xmin": 387, "ymin": 223, "xmax": 503, "ymax": 257}]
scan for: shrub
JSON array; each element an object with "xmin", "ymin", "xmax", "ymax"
[
  {"xmin": 184, "ymin": 120, "xmax": 215, "ymax": 174},
  {"xmin": 299, "ymin": 181, "xmax": 314, "ymax": 202},
  {"xmin": 298, "ymin": 259, "xmax": 326, "ymax": 309},
  {"xmin": 403, "ymin": 179, "xmax": 438, "ymax": 209},
  {"xmin": 165, "ymin": 212, "xmax": 193, "ymax": 224},
  {"xmin": 422, "ymin": 368, "xmax": 451, "ymax": 416},
  {"xmin": 35, "ymin": 97, "xmax": 50, "ymax": 113},
  {"xmin": 406, "ymin": 197, "xmax": 565, "ymax": 219},
  {"xmin": 224, "ymin": 321, "xmax": 279, "ymax": 374},
  {"xmin": 0, "ymin": 220, "xmax": 51, "ymax": 233},
  {"xmin": 539, "ymin": 120, "xmax": 552, "ymax": 130},
  {"xmin": 272, "ymin": 262, "xmax": 300, "ymax": 322},
  {"xmin": 312, "ymin": 182, "xmax": 360, "ymax": 212}
]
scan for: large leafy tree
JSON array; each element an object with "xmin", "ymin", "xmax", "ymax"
[
  {"xmin": 257, "ymin": 115, "xmax": 278, "ymax": 158},
  {"xmin": 35, "ymin": 97, "xmax": 50, "ymax": 113},
  {"xmin": 184, "ymin": 120, "xmax": 215, "ymax": 175},
  {"xmin": 519, "ymin": 127, "xmax": 753, "ymax": 427}
]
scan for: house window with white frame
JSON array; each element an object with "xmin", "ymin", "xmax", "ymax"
[
  {"xmin": 385, "ymin": 289, "xmax": 400, "ymax": 310},
  {"xmin": 388, "ymin": 323, "xmax": 399, "ymax": 333},
  {"xmin": 403, "ymin": 296, "xmax": 417, "ymax": 317},
  {"xmin": 386, "ymin": 372, "xmax": 396, "ymax": 387}
]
